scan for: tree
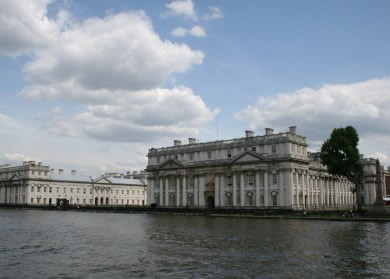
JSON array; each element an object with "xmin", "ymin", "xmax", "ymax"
[{"xmin": 320, "ymin": 126, "xmax": 363, "ymax": 210}]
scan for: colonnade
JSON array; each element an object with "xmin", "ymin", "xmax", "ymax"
[{"xmin": 0, "ymin": 183, "xmax": 27, "ymax": 204}]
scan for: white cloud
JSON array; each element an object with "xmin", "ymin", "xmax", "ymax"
[
  {"xmin": 40, "ymin": 86, "xmax": 219, "ymax": 142},
  {"xmin": 2, "ymin": 2, "xmax": 217, "ymax": 143},
  {"xmin": 164, "ymin": 0, "xmax": 197, "ymax": 20},
  {"xmin": 171, "ymin": 25, "xmax": 206, "ymax": 37},
  {"xmin": 203, "ymin": 6, "xmax": 223, "ymax": 20},
  {"xmin": 235, "ymin": 77, "xmax": 390, "ymax": 163},
  {"xmin": 21, "ymin": 11, "xmax": 204, "ymax": 94},
  {"xmin": 0, "ymin": 0, "xmax": 60, "ymax": 56},
  {"xmin": 368, "ymin": 152, "xmax": 390, "ymax": 167},
  {"xmin": 1, "ymin": 153, "xmax": 40, "ymax": 165}
]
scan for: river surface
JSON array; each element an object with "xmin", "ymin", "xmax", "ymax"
[{"xmin": 0, "ymin": 209, "xmax": 389, "ymax": 278}]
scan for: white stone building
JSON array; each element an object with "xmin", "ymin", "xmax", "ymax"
[
  {"xmin": 146, "ymin": 126, "xmax": 388, "ymax": 210},
  {"xmin": 0, "ymin": 161, "xmax": 147, "ymax": 207}
]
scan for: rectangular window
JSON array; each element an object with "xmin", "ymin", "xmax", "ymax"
[
  {"xmin": 208, "ymin": 151, "xmax": 212, "ymax": 159},
  {"xmin": 116, "ymin": 190, "xmax": 118, "ymax": 194},
  {"xmin": 272, "ymin": 145, "xmax": 276, "ymax": 154},
  {"xmin": 157, "ymin": 156, "xmax": 160, "ymax": 164},
  {"xmin": 90, "ymin": 199, "xmax": 92, "ymax": 204},
  {"xmin": 189, "ymin": 153, "xmax": 194, "ymax": 160},
  {"xmin": 127, "ymin": 190, "xmax": 129, "ymax": 195},
  {"xmin": 249, "ymin": 175, "xmax": 254, "ymax": 185},
  {"xmin": 44, "ymin": 187, "xmax": 46, "ymax": 192},
  {"xmin": 31, "ymin": 186, "xmax": 34, "ymax": 192},
  {"xmin": 122, "ymin": 190, "xmax": 124, "ymax": 194},
  {"xmin": 272, "ymin": 174, "xmax": 277, "ymax": 184},
  {"xmin": 137, "ymin": 190, "xmax": 140, "ymax": 195},
  {"xmin": 49, "ymin": 187, "xmax": 52, "ymax": 193},
  {"xmin": 83, "ymin": 188, "xmax": 86, "ymax": 194},
  {"xmin": 228, "ymin": 176, "xmax": 232, "ymax": 186},
  {"xmin": 121, "ymin": 199, "xmax": 124, "ymax": 204},
  {"xmin": 63, "ymin": 188, "xmax": 66, "ymax": 193},
  {"xmin": 37, "ymin": 187, "xmax": 40, "ymax": 193},
  {"xmin": 31, "ymin": 198, "xmax": 34, "ymax": 204},
  {"xmin": 83, "ymin": 199, "xmax": 86, "ymax": 204},
  {"xmin": 252, "ymin": 147, "xmax": 256, "ymax": 152},
  {"xmin": 293, "ymin": 174, "xmax": 297, "ymax": 183},
  {"xmin": 56, "ymin": 187, "xmax": 59, "ymax": 193},
  {"xmin": 227, "ymin": 149, "xmax": 232, "ymax": 158},
  {"xmin": 132, "ymin": 190, "xmax": 134, "ymax": 195},
  {"xmin": 77, "ymin": 188, "xmax": 80, "ymax": 193},
  {"xmin": 70, "ymin": 188, "xmax": 73, "ymax": 193}
]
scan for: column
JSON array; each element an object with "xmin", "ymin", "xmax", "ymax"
[
  {"xmin": 233, "ymin": 172, "xmax": 237, "ymax": 207},
  {"xmin": 255, "ymin": 170, "xmax": 260, "ymax": 207},
  {"xmin": 286, "ymin": 170, "xmax": 293, "ymax": 208},
  {"xmin": 279, "ymin": 170, "xmax": 284, "ymax": 207},
  {"xmin": 159, "ymin": 177, "xmax": 163, "ymax": 205},
  {"xmin": 295, "ymin": 172, "xmax": 299, "ymax": 207},
  {"xmin": 182, "ymin": 175, "xmax": 187, "ymax": 206},
  {"xmin": 147, "ymin": 178, "xmax": 151, "ymax": 205},
  {"xmin": 220, "ymin": 175, "xmax": 225, "ymax": 207},
  {"xmin": 194, "ymin": 176, "xmax": 199, "ymax": 207},
  {"xmin": 165, "ymin": 177, "xmax": 169, "ymax": 206},
  {"xmin": 199, "ymin": 175, "xmax": 205, "ymax": 207},
  {"xmin": 240, "ymin": 172, "xmax": 245, "ymax": 207},
  {"xmin": 176, "ymin": 176, "xmax": 180, "ymax": 207},
  {"xmin": 264, "ymin": 171, "xmax": 269, "ymax": 207},
  {"xmin": 151, "ymin": 179, "xmax": 155, "ymax": 204},
  {"xmin": 215, "ymin": 175, "xmax": 220, "ymax": 207}
]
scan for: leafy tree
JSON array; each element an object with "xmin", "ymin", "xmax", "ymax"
[{"xmin": 320, "ymin": 126, "xmax": 363, "ymax": 210}]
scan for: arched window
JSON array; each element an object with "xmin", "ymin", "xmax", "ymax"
[{"xmin": 187, "ymin": 193, "xmax": 194, "ymax": 206}]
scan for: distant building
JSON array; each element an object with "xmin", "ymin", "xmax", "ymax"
[
  {"xmin": 146, "ymin": 126, "xmax": 389, "ymax": 210},
  {"xmin": 0, "ymin": 161, "xmax": 147, "ymax": 206}
]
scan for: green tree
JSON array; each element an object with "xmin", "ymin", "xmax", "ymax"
[{"xmin": 320, "ymin": 126, "xmax": 363, "ymax": 210}]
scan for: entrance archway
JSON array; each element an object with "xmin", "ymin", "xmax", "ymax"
[
  {"xmin": 100, "ymin": 197, "xmax": 104, "ymax": 205},
  {"xmin": 106, "ymin": 197, "xmax": 109, "ymax": 205},
  {"xmin": 206, "ymin": 196, "xmax": 215, "ymax": 209},
  {"xmin": 95, "ymin": 197, "xmax": 98, "ymax": 206}
]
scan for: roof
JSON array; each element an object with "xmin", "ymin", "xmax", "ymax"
[{"xmin": 50, "ymin": 174, "xmax": 93, "ymax": 182}]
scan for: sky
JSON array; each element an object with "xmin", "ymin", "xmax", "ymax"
[{"xmin": 0, "ymin": 0, "xmax": 390, "ymax": 175}]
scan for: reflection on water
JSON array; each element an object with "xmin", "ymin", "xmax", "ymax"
[{"xmin": 0, "ymin": 209, "xmax": 389, "ymax": 278}]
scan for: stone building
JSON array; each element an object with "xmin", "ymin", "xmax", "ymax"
[
  {"xmin": 0, "ymin": 161, "xmax": 147, "ymax": 206},
  {"xmin": 146, "ymin": 126, "xmax": 387, "ymax": 210}
]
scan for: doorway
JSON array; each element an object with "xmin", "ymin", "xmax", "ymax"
[{"xmin": 206, "ymin": 196, "xmax": 215, "ymax": 209}]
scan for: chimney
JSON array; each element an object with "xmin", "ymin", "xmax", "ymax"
[
  {"xmin": 71, "ymin": 170, "xmax": 76, "ymax": 175},
  {"xmin": 289, "ymin": 126, "xmax": 297, "ymax": 135},
  {"xmin": 59, "ymin": 169, "xmax": 64, "ymax": 174},
  {"xmin": 174, "ymin": 140, "xmax": 181, "ymax": 146},
  {"xmin": 38, "ymin": 162, "xmax": 42, "ymax": 166},
  {"xmin": 127, "ymin": 171, "xmax": 131, "ymax": 176},
  {"xmin": 51, "ymin": 168, "xmax": 54, "ymax": 174},
  {"xmin": 189, "ymin": 138, "xmax": 196, "ymax": 144},
  {"xmin": 245, "ymin": 130, "xmax": 254, "ymax": 138},
  {"xmin": 265, "ymin": 128, "xmax": 274, "ymax": 135},
  {"xmin": 133, "ymin": 171, "xmax": 138, "ymax": 175}
]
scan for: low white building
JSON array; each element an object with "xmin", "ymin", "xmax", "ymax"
[
  {"xmin": 0, "ymin": 161, "xmax": 147, "ymax": 207},
  {"xmin": 145, "ymin": 126, "xmax": 389, "ymax": 210}
]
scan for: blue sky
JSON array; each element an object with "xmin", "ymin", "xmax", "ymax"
[{"xmin": 1, "ymin": 0, "xmax": 390, "ymax": 174}]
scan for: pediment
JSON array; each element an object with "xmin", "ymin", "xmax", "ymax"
[
  {"xmin": 94, "ymin": 177, "xmax": 111, "ymax": 183},
  {"xmin": 158, "ymin": 158, "xmax": 185, "ymax": 170},
  {"xmin": 231, "ymin": 151, "xmax": 267, "ymax": 164},
  {"xmin": 10, "ymin": 174, "xmax": 22, "ymax": 181}
]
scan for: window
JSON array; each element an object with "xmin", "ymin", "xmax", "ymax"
[
  {"xmin": 248, "ymin": 175, "xmax": 254, "ymax": 185},
  {"xmin": 31, "ymin": 186, "xmax": 34, "ymax": 192},
  {"xmin": 63, "ymin": 188, "xmax": 66, "ymax": 193},
  {"xmin": 189, "ymin": 153, "xmax": 194, "ymax": 161},
  {"xmin": 116, "ymin": 190, "xmax": 118, "ymax": 194},
  {"xmin": 49, "ymin": 187, "xmax": 52, "ymax": 193},
  {"xmin": 272, "ymin": 145, "xmax": 276, "ymax": 154},
  {"xmin": 293, "ymin": 174, "xmax": 297, "ymax": 183},
  {"xmin": 132, "ymin": 190, "xmax": 134, "ymax": 195},
  {"xmin": 37, "ymin": 187, "xmax": 40, "ymax": 193},
  {"xmin": 83, "ymin": 188, "xmax": 86, "ymax": 194},
  {"xmin": 77, "ymin": 198, "xmax": 79, "ymax": 204},
  {"xmin": 44, "ymin": 187, "xmax": 46, "ymax": 193},
  {"xmin": 272, "ymin": 195, "xmax": 277, "ymax": 206},
  {"xmin": 70, "ymin": 188, "xmax": 73, "ymax": 193},
  {"xmin": 272, "ymin": 174, "xmax": 277, "ymax": 184},
  {"xmin": 122, "ymin": 190, "xmax": 124, "ymax": 194},
  {"xmin": 56, "ymin": 187, "xmax": 59, "ymax": 193},
  {"xmin": 227, "ymin": 149, "xmax": 232, "ymax": 158},
  {"xmin": 244, "ymin": 147, "xmax": 247, "ymax": 151},
  {"xmin": 252, "ymin": 147, "xmax": 256, "ymax": 152},
  {"xmin": 83, "ymin": 199, "xmax": 86, "ymax": 204},
  {"xmin": 157, "ymin": 156, "xmax": 160, "ymax": 164},
  {"xmin": 208, "ymin": 151, "xmax": 212, "ymax": 159},
  {"xmin": 31, "ymin": 198, "xmax": 34, "ymax": 204},
  {"xmin": 90, "ymin": 199, "xmax": 92, "ymax": 204},
  {"xmin": 122, "ymin": 199, "xmax": 124, "ymax": 204},
  {"xmin": 137, "ymin": 190, "xmax": 140, "ymax": 195},
  {"xmin": 127, "ymin": 190, "xmax": 129, "ymax": 195},
  {"xmin": 77, "ymin": 188, "xmax": 80, "ymax": 193},
  {"xmin": 228, "ymin": 176, "xmax": 232, "ymax": 186}
]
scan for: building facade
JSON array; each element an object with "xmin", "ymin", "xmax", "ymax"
[
  {"xmin": 146, "ymin": 127, "xmax": 388, "ymax": 210},
  {"xmin": 0, "ymin": 161, "xmax": 147, "ymax": 207}
]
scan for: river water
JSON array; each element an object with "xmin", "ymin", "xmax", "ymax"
[{"xmin": 0, "ymin": 209, "xmax": 389, "ymax": 278}]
